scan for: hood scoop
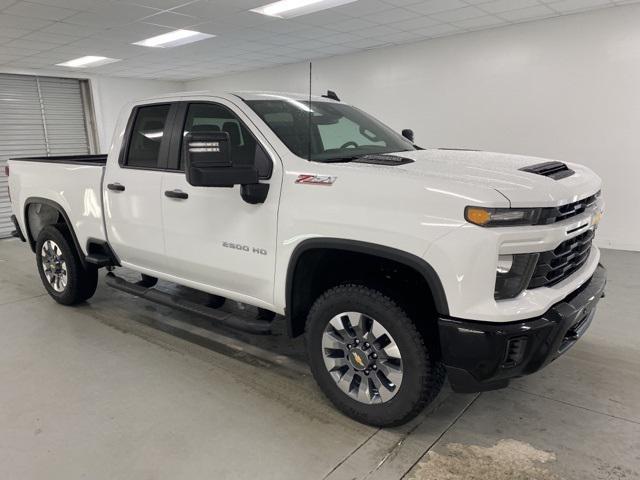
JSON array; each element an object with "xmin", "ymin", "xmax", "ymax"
[
  {"xmin": 520, "ymin": 161, "xmax": 574, "ymax": 180},
  {"xmin": 352, "ymin": 154, "xmax": 414, "ymax": 166}
]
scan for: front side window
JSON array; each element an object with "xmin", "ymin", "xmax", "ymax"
[
  {"xmin": 126, "ymin": 104, "xmax": 170, "ymax": 169},
  {"xmin": 180, "ymin": 103, "xmax": 272, "ymax": 178},
  {"xmin": 245, "ymin": 99, "xmax": 416, "ymax": 162}
]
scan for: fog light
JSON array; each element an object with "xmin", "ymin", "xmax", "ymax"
[
  {"xmin": 494, "ymin": 253, "xmax": 539, "ymax": 300},
  {"xmin": 497, "ymin": 254, "xmax": 513, "ymax": 274}
]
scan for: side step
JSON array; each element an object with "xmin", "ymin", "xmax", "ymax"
[
  {"xmin": 105, "ymin": 273, "xmax": 272, "ymax": 335},
  {"xmin": 85, "ymin": 253, "xmax": 114, "ymax": 267}
]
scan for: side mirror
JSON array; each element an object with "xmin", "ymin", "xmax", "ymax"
[
  {"xmin": 184, "ymin": 131, "xmax": 258, "ymax": 187},
  {"xmin": 401, "ymin": 129, "xmax": 414, "ymax": 143}
]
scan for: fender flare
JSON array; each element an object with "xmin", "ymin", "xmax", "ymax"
[
  {"xmin": 23, "ymin": 197, "xmax": 87, "ymax": 266},
  {"xmin": 285, "ymin": 238, "xmax": 449, "ymax": 333}
]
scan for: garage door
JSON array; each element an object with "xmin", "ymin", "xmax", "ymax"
[{"xmin": 0, "ymin": 74, "xmax": 93, "ymax": 238}]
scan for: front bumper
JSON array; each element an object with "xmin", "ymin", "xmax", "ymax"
[{"xmin": 438, "ymin": 263, "xmax": 607, "ymax": 393}]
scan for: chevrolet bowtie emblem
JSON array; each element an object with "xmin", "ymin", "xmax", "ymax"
[{"xmin": 352, "ymin": 352, "xmax": 365, "ymax": 368}]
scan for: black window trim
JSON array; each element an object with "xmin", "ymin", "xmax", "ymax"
[
  {"xmin": 165, "ymin": 100, "xmax": 273, "ymax": 180},
  {"xmin": 119, "ymin": 102, "xmax": 178, "ymax": 172}
]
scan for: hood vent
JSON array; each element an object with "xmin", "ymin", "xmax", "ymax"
[
  {"xmin": 520, "ymin": 161, "xmax": 574, "ymax": 180},
  {"xmin": 352, "ymin": 154, "xmax": 414, "ymax": 166}
]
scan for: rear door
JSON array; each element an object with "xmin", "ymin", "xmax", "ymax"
[
  {"xmin": 103, "ymin": 103, "xmax": 177, "ymax": 272},
  {"xmin": 160, "ymin": 99, "xmax": 281, "ymax": 306}
]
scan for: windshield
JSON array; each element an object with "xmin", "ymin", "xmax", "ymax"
[{"xmin": 245, "ymin": 99, "xmax": 416, "ymax": 162}]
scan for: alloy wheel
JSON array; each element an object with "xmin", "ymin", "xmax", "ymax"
[
  {"xmin": 41, "ymin": 240, "xmax": 68, "ymax": 293},
  {"xmin": 321, "ymin": 311, "xmax": 403, "ymax": 404}
]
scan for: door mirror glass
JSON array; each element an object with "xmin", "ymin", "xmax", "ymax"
[
  {"xmin": 184, "ymin": 131, "xmax": 258, "ymax": 187},
  {"xmin": 401, "ymin": 129, "xmax": 414, "ymax": 143}
]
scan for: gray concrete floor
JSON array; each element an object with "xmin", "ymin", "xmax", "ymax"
[{"xmin": 0, "ymin": 238, "xmax": 638, "ymax": 480}]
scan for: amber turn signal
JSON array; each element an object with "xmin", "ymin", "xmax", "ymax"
[{"xmin": 465, "ymin": 207, "xmax": 492, "ymax": 226}]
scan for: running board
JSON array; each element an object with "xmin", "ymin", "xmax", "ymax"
[{"xmin": 105, "ymin": 273, "xmax": 272, "ymax": 335}]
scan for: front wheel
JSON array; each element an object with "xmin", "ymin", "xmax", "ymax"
[
  {"xmin": 306, "ymin": 284, "xmax": 444, "ymax": 427},
  {"xmin": 36, "ymin": 225, "xmax": 98, "ymax": 305}
]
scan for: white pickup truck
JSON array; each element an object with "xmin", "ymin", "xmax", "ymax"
[{"xmin": 7, "ymin": 90, "xmax": 606, "ymax": 427}]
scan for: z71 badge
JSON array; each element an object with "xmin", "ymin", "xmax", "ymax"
[{"xmin": 295, "ymin": 174, "xmax": 337, "ymax": 186}]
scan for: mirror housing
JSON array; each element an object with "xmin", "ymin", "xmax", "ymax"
[
  {"xmin": 401, "ymin": 129, "xmax": 414, "ymax": 143},
  {"xmin": 184, "ymin": 131, "xmax": 258, "ymax": 187},
  {"xmin": 241, "ymin": 183, "xmax": 270, "ymax": 205}
]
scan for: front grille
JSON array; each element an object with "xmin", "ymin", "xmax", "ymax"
[
  {"xmin": 528, "ymin": 229, "xmax": 595, "ymax": 288},
  {"xmin": 535, "ymin": 192, "xmax": 600, "ymax": 225}
]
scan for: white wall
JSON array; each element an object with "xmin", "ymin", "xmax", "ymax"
[
  {"xmin": 90, "ymin": 76, "xmax": 183, "ymax": 152},
  {"xmin": 187, "ymin": 4, "xmax": 640, "ymax": 252}
]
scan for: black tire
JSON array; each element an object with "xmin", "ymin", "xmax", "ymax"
[
  {"xmin": 36, "ymin": 225, "xmax": 98, "ymax": 305},
  {"xmin": 305, "ymin": 284, "xmax": 445, "ymax": 427}
]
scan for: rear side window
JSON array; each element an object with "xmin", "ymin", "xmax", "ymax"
[{"xmin": 126, "ymin": 104, "xmax": 170, "ymax": 169}]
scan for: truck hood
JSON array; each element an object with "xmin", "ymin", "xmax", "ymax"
[{"xmin": 363, "ymin": 149, "xmax": 602, "ymax": 207}]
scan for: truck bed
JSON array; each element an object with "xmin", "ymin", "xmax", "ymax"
[
  {"xmin": 10, "ymin": 154, "xmax": 107, "ymax": 166},
  {"xmin": 8, "ymin": 156, "xmax": 107, "ymax": 253}
]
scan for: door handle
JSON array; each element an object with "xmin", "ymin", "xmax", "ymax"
[
  {"xmin": 107, "ymin": 183, "xmax": 125, "ymax": 192},
  {"xmin": 164, "ymin": 189, "xmax": 189, "ymax": 200}
]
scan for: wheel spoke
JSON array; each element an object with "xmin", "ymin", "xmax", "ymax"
[
  {"xmin": 322, "ymin": 335, "xmax": 345, "ymax": 351},
  {"xmin": 341, "ymin": 313, "xmax": 358, "ymax": 338},
  {"xmin": 348, "ymin": 373, "xmax": 364, "ymax": 400},
  {"xmin": 336, "ymin": 369, "xmax": 355, "ymax": 395},
  {"xmin": 324, "ymin": 356, "xmax": 349, "ymax": 378},
  {"xmin": 382, "ymin": 343, "xmax": 401, "ymax": 361},
  {"xmin": 328, "ymin": 315, "xmax": 350, "ymax": 340},
  {"xmin": 376, "ymin": 363, "xmax": 402, "ymax": 392},
  {"xmin": 352, "ymin": 312, "xmax": 373, "ymax": 338},
  {"xmin": 365, "ymin": 375, "xmax": 383, "ymax": 404}
]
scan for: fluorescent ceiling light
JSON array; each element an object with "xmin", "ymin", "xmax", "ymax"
[
  {"xmin": 133, "ymin": 29, "xmax": 214, "ymax": 48},
  {"xmin": 56, "ymin": 56, "xmax": 120, "ymax": 68},
  {"xmin": 250, "ymin": 0, "xmax": 358, "ymax": 19}
]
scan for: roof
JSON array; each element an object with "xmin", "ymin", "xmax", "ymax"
[
  {"xmin": 232, "ymin": 91, "xmax": 340, "ymax": 102},
  {"xmin": 130, "ymin": 90, "xmax": 342, "ymax": 104}
]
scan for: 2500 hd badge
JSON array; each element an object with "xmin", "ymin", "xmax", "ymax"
[{"xmin": 222, "ymin": 242, "xmax": 268, "ymax": 256}]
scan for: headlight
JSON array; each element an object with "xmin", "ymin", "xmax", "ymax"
[
  {"xmin": 465, "ymin": 206, "xmax": 541, "ymax": 227},
  {"xmin": 494, "ymin": 253, "xmax": 539, "ymax": 300}
]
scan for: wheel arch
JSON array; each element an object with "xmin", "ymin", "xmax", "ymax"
[
  {"xmin": 23, "ymin": 197, "xmax": 87, "ymax": 267},
  {"xmin": 285, "ymin": 238, "xmax": 449, "ymax": 338}
]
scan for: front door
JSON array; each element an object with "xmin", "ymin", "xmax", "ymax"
[
  {"xmin": 161, "ymin": 100, "xmax": 281, "ymax": 306},
  {"xmin": 103, "ymin": 102, "xmax": 175, "ymax": 273}
]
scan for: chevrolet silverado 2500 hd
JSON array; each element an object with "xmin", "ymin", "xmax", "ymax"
[{"xmin": 7, "ymin": 91, "xmax": 606, "ymax": 427}]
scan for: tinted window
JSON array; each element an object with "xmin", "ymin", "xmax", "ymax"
[
  {"xmin": 181, "ymin": 103, "xmax": 272, "ymax": 178},
  {"xmin": 317, "ymin": 117, "xmax": 386, "ymax": 150},
  {"xmin": 245, "ymin": 99, "xmax": 415, "ymax": 162},
  {"xmin": 126, "ymin": 104, "xmax": 170, "ymax": 169}
]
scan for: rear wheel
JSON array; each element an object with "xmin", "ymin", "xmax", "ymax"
[
  {"xmin": 36, "ymin": 225, "xmax": 98, "ymax": 305},
  {"xmin": 306, "ymin": 284, "xmax": 444, "ymax": 427}
]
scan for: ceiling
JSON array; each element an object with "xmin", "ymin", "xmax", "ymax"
[{"xmin": 0, "ymin": 0, "xmax": 635, "ymax": 81}]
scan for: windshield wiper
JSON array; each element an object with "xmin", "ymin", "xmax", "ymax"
[{"xmin": 318, "ymin": 155, "xmax": 362, "ymax": 163}]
